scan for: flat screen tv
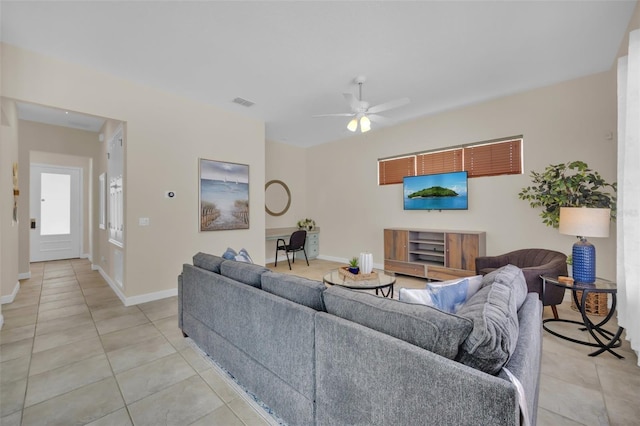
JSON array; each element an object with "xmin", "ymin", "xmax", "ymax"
[{"xmin": 403, "ymin": 171, "xmax": 468, "ymax": 210}]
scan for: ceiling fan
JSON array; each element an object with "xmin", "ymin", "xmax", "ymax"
[{"xmin": 314, "ymin": 76, "xmax": 410, "ymax": 133}]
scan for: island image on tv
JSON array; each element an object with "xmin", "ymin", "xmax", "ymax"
[{"xmin": 403, "ymin": 171, "xmax": 468, "ymax": 210}]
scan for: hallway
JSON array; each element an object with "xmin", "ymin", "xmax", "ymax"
[{"xmin": 0, "ymin": 259, "xmax": 272, "ymax": 425}]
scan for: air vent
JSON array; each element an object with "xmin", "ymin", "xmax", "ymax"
[{"xmin": 232, "ymin": 97, "xmax": 255, "ymax": 108}]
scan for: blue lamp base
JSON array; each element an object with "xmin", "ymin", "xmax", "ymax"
[{"xmin": 572, "ymin": 238, "xmax": 596, "ymax": 283}]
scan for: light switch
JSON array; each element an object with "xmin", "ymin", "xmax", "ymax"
[{"xmin": 139, "ymin": 217, "xmax": 150, "ymax": 226}]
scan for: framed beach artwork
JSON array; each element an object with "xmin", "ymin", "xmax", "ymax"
[{"xmin": 199, "ymin": 158, "xmax": 249, "ymax": 231}]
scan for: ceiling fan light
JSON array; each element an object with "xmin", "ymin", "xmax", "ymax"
[
  {"xmin": 347, "ymin": 118, "xmax": 358, "ymax": 132},
  {"xmin": 360, "ymin": 115, "xmax": 371, "ymax": 132}
]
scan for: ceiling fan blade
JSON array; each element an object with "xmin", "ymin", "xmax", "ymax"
[
  {"xmin": 343, "ymin": 93, "xmax": 359, "ymax": 111},
  {"xmin": 367, "ymin": 114, "xmax": 396, "ymax": 125},
  {"xmin": 367, "ymin": 97, "xmax": 410, "ymax": 114},
  {"xmin": 312, "ymin": 113, "xmax": 355, "ymax": 118}
]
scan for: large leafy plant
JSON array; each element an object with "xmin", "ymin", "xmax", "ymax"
[{"xmin": 518, "ymin": 161, "xmax": 617, "ymax": 228}]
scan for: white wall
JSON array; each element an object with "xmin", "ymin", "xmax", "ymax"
[
  {"xmin": 299, "ymin": 71, "xmax": 618, "ymax": 280},
  {"xmin": 0, "ymin": 98, "xmax": 20, "ymax": 318},
  {"xmin": 2, "ymin": 43, "xmax": 265, "ymax": 300}
]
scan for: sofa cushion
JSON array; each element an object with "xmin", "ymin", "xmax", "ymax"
[
  {"xmin": 455, "ymin": 278, "xmax": 520, "ymax": 375},
  {"xmin": 482, "ymin": 264, "xmax": 528, "ymax": 309},
  {"xmin": 261, "ymin": 271, "xmax": 326, "ymax": 311},
  {"xmin": 323, "ymin": 286, "xmax": 473, "ymax": 359},
  {"xmin": 193, "ymin": 252, "xmax": 225, "ymax": 274},
  {"xmin": 220, "ymin": 261, "xmax": 268, "ymax": 288}
]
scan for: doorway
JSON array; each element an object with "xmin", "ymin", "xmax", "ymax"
[{"xmin": 30, "ymin": 164, "xmax": 82, "ymax": 262}]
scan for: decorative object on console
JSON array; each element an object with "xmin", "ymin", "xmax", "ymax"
[
  {"xmin": 518, "ymin": 160, "xmax": 616, "ymax": 228},
  {"xmin": 359, "ymin": 252, "xmax": 373, "ymax": 275},
  {"xmin": 297, "ymin": 218, "xmax": 316, "ymax": 231},
  {"xmin": 559, "ymin": 207, "xmax": 610, "ymax": 284}
]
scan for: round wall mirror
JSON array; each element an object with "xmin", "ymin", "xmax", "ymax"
[{"xmin": 265, "ymin": 180, "xmax": 291, "ymax": 216}]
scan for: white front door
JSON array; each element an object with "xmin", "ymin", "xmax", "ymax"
[{"xmin": 30, "ymin": 164, "xmax": 81, "ymax": 262}]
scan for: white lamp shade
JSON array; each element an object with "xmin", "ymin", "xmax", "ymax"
[
  {"xmin": 559, "ymin": 207, "xmax": 610, "ymax": 238},
  {"xmin": 360, "ymin": 115, "xmax": 371, "ymax": 132},
  {"xmin": 347, "ymin": 118, "xmax": 358, "ymax": 132}
]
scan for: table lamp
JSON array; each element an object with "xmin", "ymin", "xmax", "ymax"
[{"xmin": 558, "ymin": 207, "xmax": 610, "ymax": 283}]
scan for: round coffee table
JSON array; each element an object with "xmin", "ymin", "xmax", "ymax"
[{"xmin": 323, "ymin": 268, "xmax": 396, "ymax": 298}]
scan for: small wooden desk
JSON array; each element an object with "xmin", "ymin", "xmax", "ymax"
[{"xmin": 266, "ymin": 227, "xmax": 320, "ymax": 260}]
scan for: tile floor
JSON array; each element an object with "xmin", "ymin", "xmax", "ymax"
[
  {"xmin": 1, "ymin": 257, "xmax": 639, "ymax": 425},
  {"xmin": 0, "ymin": 259, "xmax": 273, "ymax": 426}
]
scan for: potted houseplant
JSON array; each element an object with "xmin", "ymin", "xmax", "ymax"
[
  {"xmin": 297, "ymin": 218, "xmax": 316, "ymax": 231},
  {"xmin": 518, "ymin": 161, "xmax": 616, "ymax": 228},
  {"xmin": 348, "ymin": 257, "xmax": 360, "ymax": 274}
]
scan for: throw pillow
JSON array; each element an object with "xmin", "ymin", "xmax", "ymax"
[
  {"xmin": 398, "ymin": 287, "xmax": 436, "ymax": 307},
  {"xmin": 235, "ymin": 248, "xmax": 254, "ymax": 263},
  {"xmin": 222, "ymin": 247, "xmax": 237, "ymax": 260},
  {"xmin": 426, "ymin": 275, "xmax": 483, "ymax": 313},
  {"xmin": 398, "ymin": 275, "xmax": 483, "ymax": 313}
]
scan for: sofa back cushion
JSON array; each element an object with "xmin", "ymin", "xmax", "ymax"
[
  {"xmin": 193, "ymin": 252, "xmax": 225, "ymax": 274},
  {"xmin": 481, "ymin": 264, "xmax": 528, "ymax": 309},
  {"xmin": 220, "ymin": 261, "xmax": 268, "ymax": 288},
  {"xmin": 261, "ymin": 271, "xmax": 326, "ymax": 311},
  {"xmin": 323, "ymin": 286, "xmax": 473, "ymax": 359},
  {"xmin": 455, "ymin": 276, "xmax": 521, "ymax": 375}
]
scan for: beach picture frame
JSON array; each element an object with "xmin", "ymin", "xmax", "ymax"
[{"xmin": 199, "ymin": 158, "xmax": 249, "ymax": 231}]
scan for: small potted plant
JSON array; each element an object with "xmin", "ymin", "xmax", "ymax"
[
  {"xmin": 348, "ymin": 257, "xmax": 359, "ymax": 274},
  {"xmin": 297, "ymin": 218, "xmax": 316, "ymax": 231}
]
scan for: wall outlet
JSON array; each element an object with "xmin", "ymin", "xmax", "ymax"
[{"xmin": 139, "ymin": 217, "xmax": 150, "ymax": 226}]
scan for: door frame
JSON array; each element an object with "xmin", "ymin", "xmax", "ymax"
[{"xmin": 30, "ymin": 163, "xmax": 83, "ymax": 261}]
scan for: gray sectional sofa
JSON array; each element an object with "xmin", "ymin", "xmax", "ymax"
[{"xmin": 178, "ymin": 253, "xmax": 542, "ymax": 426}]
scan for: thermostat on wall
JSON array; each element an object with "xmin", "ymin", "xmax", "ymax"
[{"xmin": 165, "ymin": 191, "xmax": 176, "ymax": 198}]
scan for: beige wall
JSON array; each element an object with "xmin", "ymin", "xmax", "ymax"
[
  {"xmin": 18, "ymin": 121, "xmax": 100, "ymax": 274},
  {"xmin": 298, "ymin": 71, "xmax": 618, "ymax": 280},
  {"xmin": 0, "ymin": 98, "xmax": 20, "ymax": 312},
  {"xmin": 2, "ymin": 43, "xmax": 265, "ymax": 300},
  {"xmin": 264, "ymin": 140, "xmax": 309, "ymax": 260}
]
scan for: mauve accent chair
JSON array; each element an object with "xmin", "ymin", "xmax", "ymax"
[{"xmin": 475, "ymin": 248, "xmax": 568, "ymax": 319}]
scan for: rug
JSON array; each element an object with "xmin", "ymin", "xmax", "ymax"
[{"xmin": 185, "ymin": 338, "xmax": 287, "ymax": 426}]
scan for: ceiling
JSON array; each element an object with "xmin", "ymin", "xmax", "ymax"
[{"xmin": 1, "ymin": 1, "xmax": 636, "ymax": 147}]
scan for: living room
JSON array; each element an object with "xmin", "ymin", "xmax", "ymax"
[
  {"xmin": 1, "ymin": 2, "xmax": 640, "ymax": 425},
  {"xmin": 2, "ymin": 1, "xmax": 635, "ymax": 304}
]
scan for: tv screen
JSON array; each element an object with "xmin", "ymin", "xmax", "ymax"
[{"xmin": 403, "ymin": 171, "xmax": 468, "ymax": 210}]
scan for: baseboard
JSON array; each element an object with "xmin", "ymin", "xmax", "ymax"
[
  {"xmin": 125, "ymin": 288, "xmax": 178, "ymax": 306},
  {"xmin": 81, "ymin": 253, "xmax": 91, "ymax": 260},
  {"xmin": 96, "ymin": 265, "xmax": 127, "ymax": 306},
  {"xmin": 18, "ymin": 271, "xmax": 31, "ymax": 280},
  {"xmin": 95, "ymin": 265, "xmax": 177, "ymax": 307},
  {"xmin": 0, "ymin": 281, "xmax": 20, "ymax": 305}
]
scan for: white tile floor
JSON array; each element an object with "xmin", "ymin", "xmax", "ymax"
[
  {"xmin": 0, "ymin": 259, "xmax": 271, "ymax": 426},
  {"xmin": 1, "ymin": 258, "xmax": 639, "ymax": 425}
]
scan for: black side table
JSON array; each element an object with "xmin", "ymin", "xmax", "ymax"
[{"xmin": 541, "ymin": 276, "xmax": 625, "ymax": 359}]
